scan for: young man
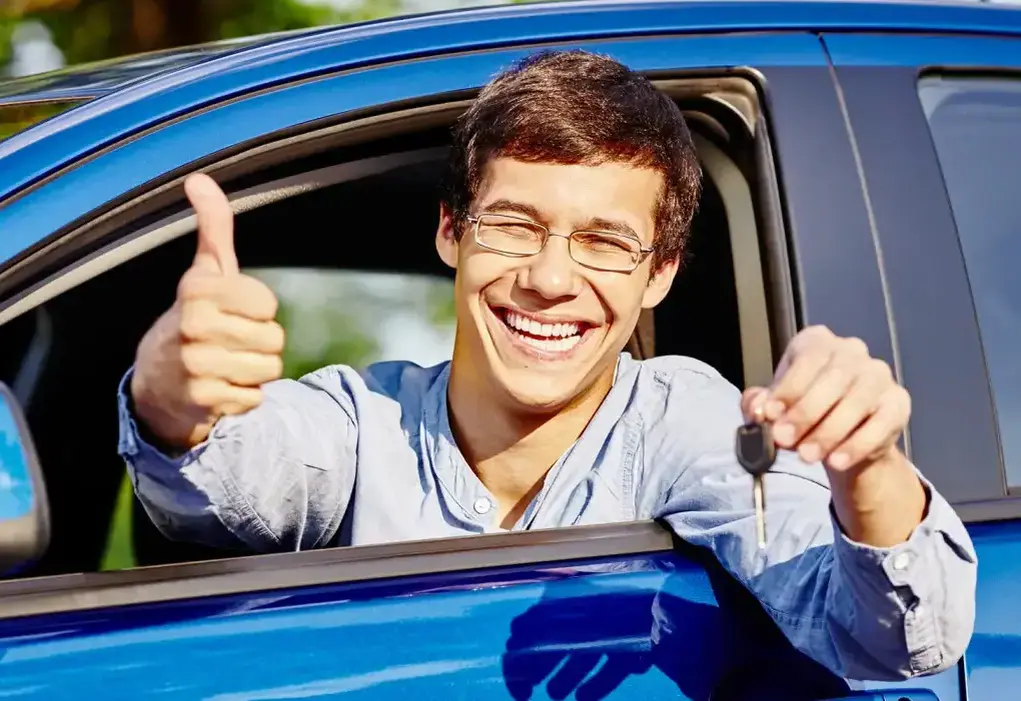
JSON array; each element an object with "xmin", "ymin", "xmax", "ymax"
[{"xmin": 118, "ymin": 50, "xmax": 976, "ymax": 681}]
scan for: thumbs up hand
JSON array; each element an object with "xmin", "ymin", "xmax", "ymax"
[{"xmin": 131, "ymin": 174, "xmax": 285, "ymax": 449}]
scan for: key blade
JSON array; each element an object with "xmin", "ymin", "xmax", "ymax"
[{"xmin": 754, "ymin": 476, "xmax": 766, "ymax": 550}]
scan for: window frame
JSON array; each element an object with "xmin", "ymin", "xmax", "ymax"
[
  {"xmin": 0, "ymin": 34, "xmax": 868, "ymax": 602},
  {"xmin": 916, "ymin": 73, "xmax": 1021, "ymax": 496},
  {"xmin": 824, "ymin": 31, "xmax": 1021, "ymax": 522}
]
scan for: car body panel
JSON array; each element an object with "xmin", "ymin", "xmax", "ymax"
[
  {"xmin": 826, "ymin": 29, "xmax": 1021, "ymax": 701},
  {"xmin": 2, "ymin": 0, "xmax": 1021, "ymax": 204},
  {"xmin": 0, "ymin": 32, "xmax": 829, "ymax": 268},
  {"xmin": 0, "ymin": 555, "xmax": 706, "ymax": 701},
  {"xmin": 0, "ymin": 1, "xmax": 1016, "ymax": 698},
  {"xmin": 2, "ymin": 0, "xmax": 1021, "ymax": 107},
  {"xmin": 0, "ymin": 553, "xmax": 765, "ymax": 701},
  {"xmin": 0, "ymin": 546, "xmax": 961, "ymax": 701},
  {"xmin": 0, "ymin": 39, "xmax": 270, "ymax": 106},
  {"xmin": 965, "ymin": 522, "xmax": 1021, "ymax": 701}
]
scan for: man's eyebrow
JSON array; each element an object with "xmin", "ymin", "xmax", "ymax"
[
  {"xmin": 584, "ymin": 217, "xmax": 641, "ymax": 241},
  {"xmin": 479, "ymin": 199, "xmax": 544, "ymax": 221},
  {"xmin": 479, "ymin": 201, "xmax": 642, "ymax": 241}
]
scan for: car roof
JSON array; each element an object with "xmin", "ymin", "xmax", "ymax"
[
  {"xmin": 1, "ymin": 0, "xmax": 1020, "ymax": 206},
  {"xmin": 1, "ymin": 0, "xmax": 1020, "ymax": 107}
]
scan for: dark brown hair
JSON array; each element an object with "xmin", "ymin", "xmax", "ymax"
[{"xmin": 442, "ymin": 49, "xmax": 702, "ymax": 269}]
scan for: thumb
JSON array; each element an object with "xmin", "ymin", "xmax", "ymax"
[
  {"xmin": 740, "ymin": 387, "xmax": 769, "ymax": 423},
  {"xmin": 184, "ymin": 173, "xmax": 239, "ymax": 275}
]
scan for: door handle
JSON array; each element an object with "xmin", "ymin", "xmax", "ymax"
[{"xmin": 825, "ymin": 691, "xmax": 938, "ymax": 701}]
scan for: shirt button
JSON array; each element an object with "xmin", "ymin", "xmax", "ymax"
[
  {"xmin": 473, "ymin": 497, "xmax": 492, "ymax": 515},
  {"xmin": 892, "ymin": 552, "xmax": 912, "ymax": 571}
]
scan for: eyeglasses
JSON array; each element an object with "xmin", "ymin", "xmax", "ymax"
[{"xmin": 467, "ymin": 213, "xmax": 654, "ymax": 273}]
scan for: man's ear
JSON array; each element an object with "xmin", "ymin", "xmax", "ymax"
[
  {"xmin": 641, "ymin": 256, "xmax": 680, "ymax": 309},
  {"xmin": 435, "ymin": 203, "xmax": 459, "ymax": 269}
]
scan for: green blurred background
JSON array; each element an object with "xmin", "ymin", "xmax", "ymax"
[{"xmin": 0, "ymin": 0, "xmax": 471, "ymax": 571}]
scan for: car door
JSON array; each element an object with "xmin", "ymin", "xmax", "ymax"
[
  {"xmin": 824, "ymin": 28, "xmax": 1021, "ymax": 701},
  {"xmin": 0, "ymin": 20, "xmax": 940, "ymax": 700}
]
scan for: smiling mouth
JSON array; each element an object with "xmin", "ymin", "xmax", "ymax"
[{"xmin": 493, "ymin": 307, "xmax": 595, "ymax": 354}]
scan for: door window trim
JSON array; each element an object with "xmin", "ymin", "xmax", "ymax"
[
  {"xmin": 0, "ymin": 39, "xmax": 837, "ymax": 600},
  {"xmin": 0, "ymin": 522, "xmax": 674, "ymax": 621},
  {"xmin": 823, "ymin": 32, "xmax": 1021, "ymax": 520}
]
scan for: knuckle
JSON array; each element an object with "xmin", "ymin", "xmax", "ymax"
[
  {"xmin": 825, "ymin": 364, "xmax": 849, "ymax": 389},
  {"xmin": 842, "ymin": 336, "xmax": 869, "ymax": 357},
  {"xmin": 242, "ymin": 275, "xmax": 279, "ymax": 318},
  {"xmin": 869, "ymin": 358, "xmax": 894, "ymax": 382},
  {"xmin": 177, "ymin": 269, "xmax": 213, "ymax": 300},
  {"xmin": 263, "ymin": 288, "xmax": 280, "ymax": 318},
  {"xmin": 802, "ymin": 325, "xmax": 832, "ymax": 342},
  {"xmin": 267, "ymin": 322, "xmax": 286, "ymax": 353},
  {"xmin": 269, "ymin": 354, "xmax": 284, "ymax": 380},
  {"xmin": 784, "ymin": 403, "xmax": 808, "ymax": 427},
  {"xmin": 184, "ymin": 378, "xmax": 216, "ymax": 407},
  {"xmin": 893, "ymin": 385, "xmax": 912, "ymax": 413},
  {"xmin": 178, "ymin": 304, "xmax": 208, "ymax": 340},
  {"xmin": 812, "ymin": 428, "xmax": 840, "ymax": 452},
  {"xmin": 178, "ymin": 344, "xmax": 207, "ymax": 378}
]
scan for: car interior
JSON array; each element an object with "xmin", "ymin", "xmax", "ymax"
[{"xmin": 0, "ymin": 77, "xmax": 779, "ymax": 578}]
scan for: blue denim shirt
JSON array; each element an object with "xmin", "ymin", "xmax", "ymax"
[{"xmin": 117, "ymin": 353, "xmax": 977, "ymax": 682}]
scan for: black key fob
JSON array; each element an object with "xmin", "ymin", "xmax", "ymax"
[{"xmin": 735, "ymin": 422, "xmax": 777, "ymax": 477}]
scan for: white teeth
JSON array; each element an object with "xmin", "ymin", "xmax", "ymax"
[
  {"xmin": 502, "ymin": 310, "xmax": 584, "ymax": 351},
  {"xmin": 503, "ymin": 311, "xmax": 581, "ymax": 339}
]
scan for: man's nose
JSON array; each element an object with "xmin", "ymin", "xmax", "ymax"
[{"xmin": 516, "ymin": 235, "xmax": 581, "ymax": 300}]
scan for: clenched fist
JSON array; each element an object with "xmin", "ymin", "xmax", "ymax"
[
  {"xmin": 740, "ymin": 325, "xmax": 925, "ymax": 547},
  {"xmin": 130, "ymin": 173, "xmax": 285, "ymax": 449}
]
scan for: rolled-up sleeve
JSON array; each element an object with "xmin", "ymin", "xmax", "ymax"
[
  {"xmin": 826, "ymin": 475, "xmax": 977, "ymax": 678},
  {"xmin": 638, "ymin": 365, "xmax": 977, "ymax": 682},
  {"xmin": 117, "ymin": 365, "xmax": 359, "ymax": 553}
]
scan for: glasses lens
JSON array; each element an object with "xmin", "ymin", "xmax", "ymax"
[
  {"xmin": 570, "ymin": 232, "xmax": 642, "ymax": 271},
  {"xmin": 476, "ymin": 214, "xmax": 545, "ymax": 255}
]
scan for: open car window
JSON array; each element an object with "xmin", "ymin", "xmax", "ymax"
[{"xmin": 0, "ymin": 70, "xmax": 776, "ymax": 575}]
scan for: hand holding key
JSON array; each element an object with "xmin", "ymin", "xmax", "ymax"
[
  {"xmin": 738, "ymin": 325, "xmax": 926, "ymax": 549},
  {"xmin": 130, "ymin": 174, "xmax": 285, "ymax": 450}
]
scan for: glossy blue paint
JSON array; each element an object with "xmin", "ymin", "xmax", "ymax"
[
  {"xmin": 0, "ymin": 392, "xmax": 33, "ymax": 521},
  {"xmin": 823, "ymin": 32, "xmax": 1021, "ymax": 69},
  {"xmin": 826, "ymin": 30, "xmax": 1021, "ymax": 701},
  {"xmin": 2, "ymin": 0, "xmax": 1021, "ymax": 205},
  {"xmin": 0, "ymin": 33, "xmax": 828, "ymax": 267},
  {"xmin": 0, "ymin": 40, "xmax": 265, "ymax": 106},
  {"xmin": 963, "ymin": 521, "xmax": 1021, "ymax": 701},
  {"xmin": 0, "ymin": 6, "xmax": 1006, "ymax": 699},
  {"xmin": 0, "ymin": 552, "xmax": 856, "ymax": 700}
]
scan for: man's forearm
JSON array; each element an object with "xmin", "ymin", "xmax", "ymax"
[{"xmin": 829, "ymin": 447, "xmax": 928, "ymax": 548}]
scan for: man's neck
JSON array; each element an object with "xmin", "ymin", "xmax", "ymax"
[{"xmin": 446, "ymin": 359, "xmax": 616, "ymax": 529}]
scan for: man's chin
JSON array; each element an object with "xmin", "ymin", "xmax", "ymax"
[{"xmin": 491, "ymin": 364, "xmax": 612, "ymax": 415}]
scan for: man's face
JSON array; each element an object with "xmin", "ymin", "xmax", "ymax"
[{"xmin": 436, "ymin": 157, "xmax": 679, "ymax": 413}]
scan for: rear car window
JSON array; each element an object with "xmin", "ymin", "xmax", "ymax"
[
  {"xmin": 0, "ymin": 100, "xmax": 83, "ymax": 142},
  {"xmin": 919, "ymin": 76, "xmax": 1021, "ymax": 488}
]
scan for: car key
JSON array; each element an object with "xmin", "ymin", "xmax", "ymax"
[{"xmin": 735, "ymin": 421, "xmax": 777, "ymax": 550}]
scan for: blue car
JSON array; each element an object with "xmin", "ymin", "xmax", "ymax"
[{"xmin": 0, "ymin": 1, "xmax": 1018, "ymax": 698}]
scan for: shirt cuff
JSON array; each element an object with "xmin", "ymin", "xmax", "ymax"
[
  {"xmin": 116, "ymin": 367, "xmax": 187, "ymax": 468},
  {"xmin": 829, "ymin": 468, "xmax": 977, "ymax": 674}
]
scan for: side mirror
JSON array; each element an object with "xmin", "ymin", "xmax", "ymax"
[{"xmin": 0, "ymin": 382, "xmax": 49, "ymax": 574}]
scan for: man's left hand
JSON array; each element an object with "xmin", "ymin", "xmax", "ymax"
[{"xmin": 740, "ymin": 325, "xmax": 926, "ymax": 546}]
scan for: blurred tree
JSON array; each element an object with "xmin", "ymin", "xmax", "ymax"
[
  {"xmin": 275, "ymin": 295, "xmax": 382, "ymax": 379},
  {"xmin": 1, "ymin": 0, "xmax": 402, "ymax": 70}
]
